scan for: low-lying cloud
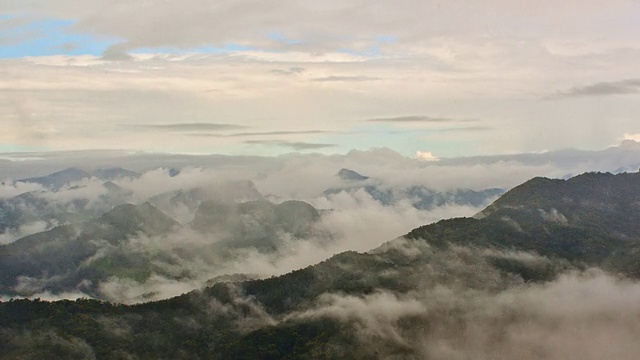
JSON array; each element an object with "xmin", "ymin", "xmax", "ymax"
[
  {"xmin": 549, "ymin": 78, "xmax": 640, "ymax": 99},
  {"xmin": 132, "ymin": 123, "xmax": 248, "ymax": 132},
  {"xmin": 293, "ymin": 270, "xmax": 640, "ymax": 360},
  {"xmin": 244, "ymin": 140, "xmax": 336, "ymax": 150},
  {"xmin": 366, "ymin": 115, "xmax": 457, "ymax": 123},
  {"xmin": 0, "ymin": 181, "xmax": 45, "ymax": 199}
]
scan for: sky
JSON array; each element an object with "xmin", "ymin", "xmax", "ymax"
[{"xmin": 1, "ymin": 1, "xmax": 640, "ymax": 158}]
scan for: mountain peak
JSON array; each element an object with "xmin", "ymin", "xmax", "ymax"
[
  {"xmin": 96, "ymin": 202, "xmax": 179, "ymax": 238},
  {"xmin": 337, "ymin": 168, "xmax": 369, "ymax": 181},
  {"xmin": 20, "ymin": 167, "xmax": 91, "ymax": 190},
  {"xmin": 478, "ymin": 171, "xmax": 640, "ymax": 233}
]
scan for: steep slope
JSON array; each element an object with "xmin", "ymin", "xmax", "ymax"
[{"xmin": 412, "ymin": 172, "xmax": 640, "ymax": 273}]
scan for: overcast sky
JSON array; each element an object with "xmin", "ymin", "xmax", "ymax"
[{"xmin": 1, "ymin": 1, "xmax": 640, "ymax": 158}]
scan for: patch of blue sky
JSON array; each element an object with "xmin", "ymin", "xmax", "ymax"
[
  {"xmin": 374, "ymin": 35, "xmax": 396, "ymax": 44},
  {"xmin": 0, "ymin": 143, "xmax": 50, "ymax": 153},
  {"xmin": 265, "ymin": 32, "xmax": 301, "ymax": 45},
  {"xmin": 0, "ymin": 16, "xmax": 121, "ymax": 58},
  {"xmin": 337, "ymin": 35, "xmax": 395, "ymax": 57},
  {"xmin": 337, "ymin": 46, "xmax": 380, "ymax": 57},
  {"xmin": 337, "ymin": 123, "xmax": 473, "ymax": 158}
]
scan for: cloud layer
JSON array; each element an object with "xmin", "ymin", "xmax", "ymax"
[{"xmin": 1, "ymin": 1, "xmax": 640, "ymax": 156}]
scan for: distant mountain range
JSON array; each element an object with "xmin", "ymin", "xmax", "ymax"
[
  {"xmin": 328, "ymin": 168, "xmax": 504, "ymax": 209},
  {"xmin": 2, "ymin": 171, "xmax": 639, "ymax": 358},
  {"xmin": 0, "ymin": 202, "xmax": 179, "ymax": 295},
  {"xmin": 0, "ymin": 195, "xmax": 324, "ymax": 300},
  {"xmin": 19, "ymin": 167, "xmax": 140, "ymax": 190},
  {"xmin": 0, "ymin": 179, "xmax": 133, "ymax": 236}
]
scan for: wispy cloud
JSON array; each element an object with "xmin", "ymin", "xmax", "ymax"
[
  {"xmin": 244, "ymin": 140, "xmax": 336, "ymax": 150},
  {"xmin": 312, "ymin": 76, "xmax": 379, "ymax": 82},
  {"xmin": 366, "ymin": 116, "xmax": 458, "ymax": 123},
  {"xmin": 548, "ymin": 79, "xmax": 640, "ymax": 99},
  {"xmin": 432, "ymin": 126, "xmax": 492, "ymax": 132},
  {"xmin": 190, "ymin": 130, "xmax": 336, "ymax": 138},
  {"xmin": 133, "ymin": 123, "xmax": 247, "ymax": 132},
  {"xmin": 270, "ymin": 67, "xmax": 305, "ymax": 75}
]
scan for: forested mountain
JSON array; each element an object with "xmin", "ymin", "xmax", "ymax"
[
  {"xmin": 0, "ymin": 197, "xmax": 325, "ymax": 301},
  {"xmin": 2, "ymin": 171, "xmax": 640, "ymax": 359}
]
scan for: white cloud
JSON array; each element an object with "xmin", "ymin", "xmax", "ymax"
[
  {"xmin": 623, "ymin": 133, "xmax": 640, "ymax": 142},
  {"xmin": 0, "ymin": 220, "xmax": 53, "ymax": 245},
  {"xmin": 0, "ymin": 181, "xmax": 45, "ymax": 199},
  {"xmin": 415, "ymin": 150, "xmax": 439, "ymax": 162}
]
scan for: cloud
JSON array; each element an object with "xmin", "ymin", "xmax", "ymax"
[
  {"xmin": 189, "ymin": 130, "xmax": 335, "ymax": 138},
  {"xmin": 311, "ymin": 76, "xmax": 379, "ymax": 82},
  {"xmin": 0, "ymin": 220, "xmax": 53, "ymax": 245},
  {"xmin": 0, "ymin": 329, "xmax": 97, "ymax": 359},
  {"xmin": 244, "ymin": 140, "xmax": 336, "ymax": 150},
  {"xmin": 285, "ymin": 263, "xmax": 640, "ymax": 360},
  {"xmin": 415, "ymin": 150, "xmax": 438, "ymax": 161},
  {"xmin": 5, "ymin": 0, "xmax": 638, "ymax": 57},
  {"xmin": 1, "ymin": 1, "xmax": 640, "ymax": 157},
  {"xmin": 0, "ymin": 180, "xmax": 45, "ymax": 198},
  {"xmin": 133, "ymin": 123, "xmax": 247, "ymax": 132},
  {"xmin": 101, "ymin": 42, "xmax": 133, "ymax": 61},
  {"xmin": 366, "ymin": 115, "xmax": 457, "ymax": 123},
  {"xmin": 623, "ymin": 133, "xmax": 640, "ymax": 142},
  {"xmin": 270, "ymin": 67, "xmax": 306, "ymax": 75},
  {"xmin": 549, "ymin": 79, "xmax": 640, "ymax": 99},
  {"xmin": 114, "ymin": 166, "xmax": 257, "ymax": 201},
  {"xmin": 1, "ymin": 43, "xmax": 639, "ymax": 155},
  {"xmin": 430, "ymin": 126, "xmax": 492, "ymax": 132}
]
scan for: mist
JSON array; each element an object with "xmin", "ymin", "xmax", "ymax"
[{"xmin": 291, "ymin": 267, "xmax": 640, "ymax": 359}]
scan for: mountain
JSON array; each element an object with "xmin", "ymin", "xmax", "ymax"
[
  {"xmin": 337, "ymin": 168, "xmax": 369, "ymax": 181},
  {"xmin": 327, "ymin": 168, "xmax": 504, "ymax": 210},
  {"xmin": 192, "ymin": 199, "xmax": 321, "ymax": 250},
  {"xmin": 0, "ymin": 180, "xmax": 135, "ymax": 239},
  {"xmin": 148, "ymin": 180, "xmax": 263, "ymax": 223},
  {"xmin": 2, "ymin": 171, "xmax": 640, "ymax": 358},
  {"xmin": 402, "ymin": 172, "xmax": 640, "ymax": 276},
  {"xmin": 325, "ymin": 183, "xmax": 503, "ymax": 210},
  {"xmin": 0, "ymin": 203, "xmax": 179, "ymax": 296},
  {"xmin": 92, "ymin": 167, "xmax": 140, "ymax": 180},
  {"xmin": 0, "ymin": 196, "xmax": 322, "ymax": 300},
  {"xmin": 19, "ymin": 167, "xmax": 140, "ymax": 191},
  {"xmin": 83, "ymin": 202, "xmax": 179, "ymax": 242},
  {"xmin": 20, "ymin": 168, "xmax": 91, "ymax": 190}
]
